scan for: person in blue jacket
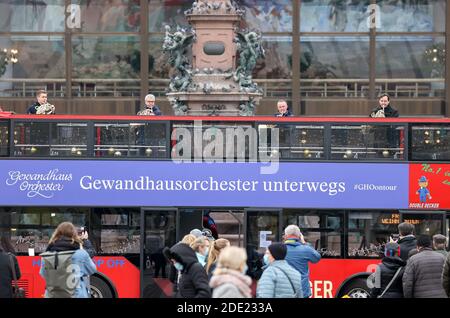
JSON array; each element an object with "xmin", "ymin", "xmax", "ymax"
[
  {"xmin": 40, "ymin": 222, "xmax": 97, "ymax": 298},
  {"xmin": 256, "ymin": 242, "xmax": 303, "ymax": 298},
  {"xmin": 284, "ymin": 224, "xmax": 321, "ymax": 298}
]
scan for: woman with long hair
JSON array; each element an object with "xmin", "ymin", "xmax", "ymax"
[
  {"xmin": 205, "ymin": 238, "xmax": 230, "ymax": 279},
  {"xmin": 209, "ymin": 246, "xmax": 252, "ymax": 298},
  {"xmin": 40, "ymin": 222, "xmax": 97, "ymax": 298}
]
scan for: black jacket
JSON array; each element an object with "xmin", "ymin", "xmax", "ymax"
[
  {"xmin": 274, "ymin": 110, "xmax": 293, "ymax": 117},
  {"xmin": 371, "ymin": 256, "xmax": 405, "ymax": 298},
  {"xmin": 27, "ymin": 102, "xmax": 40, "ymax": 114},
  {"xmin": 0, "ymin": 251, "xmax": 21, "ymax": 298},
  {"xmin": 46, "ymin": 237, "xmax": 80, "ymax": 252},
  {"xmin": 369, "ymin": 105, "xmax": 399, "ymax": 118},
  {"xmin": 169, "ymin": 243, "xmax": 211, "ymax": 298},
  {"xmin": 398, "ymin": 236, "xmax": 417, "ymax": 261}
]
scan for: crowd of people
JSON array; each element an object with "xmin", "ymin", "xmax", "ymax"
[
  {"xmin": 1, "ymin": 220, "xmax": 450, "ymax": 298},
  {"xmin": 369, "ymin": 222, "xmax": 449, "ymax": 298},
  {"xmin": 162, "ymin": 224, "xmax": 319, "ymax": 299}
]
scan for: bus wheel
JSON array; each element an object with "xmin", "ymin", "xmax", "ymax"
[
  {"xmin": 90, "ymin": 275, "xmax": 114, "ymax": 298},
  {"xmin": 339, "ymin": 278, "xmax": 371, "ymax": 298}
]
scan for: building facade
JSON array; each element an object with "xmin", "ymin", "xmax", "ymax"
[{"xmin": 0, "ymin": 0, "xmax": 448, "ymax": 116}]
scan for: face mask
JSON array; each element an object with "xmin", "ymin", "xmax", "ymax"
[
  {"xmin": 263, "ymin": 254, "xmax": 270, "ymax": 266},
  {"xmin": 204, "ymin": 247, "xmax": 209, "ymax": 258},
  {"xmin": 174, "ymin": 262, "xmax": 184, "ymax": 271},
  {"xmin": 196, "ymin": 252, "xmax": 206, "ymax": 263},
  {"xmin": 242, "ymin": 264, "xmax": 248, "ymax": 274}
]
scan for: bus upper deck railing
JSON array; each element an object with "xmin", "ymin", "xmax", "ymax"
[
  {"xmin": 0, "ymin": 114, "xmax": 449, "ymax": 162},
  {"xmin": 0, "ymin": 78, "xmax": 445, "ymax": 98}
]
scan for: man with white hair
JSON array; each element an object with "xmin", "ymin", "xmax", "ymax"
[
  {"xmin": 137, "ymin": 94, "xmax": 162, "ymax": 116},
  {"xmin": 284, "ymin": 224, "xmax": 321, "ymax": 298}
]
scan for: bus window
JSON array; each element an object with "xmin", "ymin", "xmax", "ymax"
[
  {"xmin": 3, "ymin": 207, "xmax": 89, "ymax": 254},
  {"xmin": 400, "ymin": 212, "xmax": 445, "ymax": 237},
  {"xmin": 41, "ymin": 208, "xmax": 87, "ymax": 226},
  {"xmin": 245, "ymin": 210, "xmax": 279, "ymax": 279},
  {"xmin": 348, "ymin": 211, "xmax": 398, "ymax": 258},
  {"xmin": 282, "ymin": 210, "xmax": 343, "ymax": 257},
  {"xmin": 0, "ymin": 120, "xmax": 8, "ymax": 156},
  {"xmin": 92, "ymin": 208, "xmax": 140, "ymax": 254},
  {"xmin": 10, "ymin": 228, "xmax": 53, "ymax": 254}
]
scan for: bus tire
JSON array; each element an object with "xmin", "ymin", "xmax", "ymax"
[
  {"xmin": 90, "ymin": 275, "xmax": 115, "ymax": 298},
  {"xmin": 338, "ymin": 278, "xmax": 371, "ymax": 298}
]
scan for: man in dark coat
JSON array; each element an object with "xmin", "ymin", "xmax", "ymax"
[
  {"xmin": 369, "ymin": 93, "xmax": 399, "ymax": 118},
  {"xmin": 0, "ymin": 244, "xmax": 21, "ymax": 298},
  {"xmin": 370, "ymin": 242, "xmax": 405, "ymax": 298},
  {"xmin": 397, "ymin": 222, "xmax": 417, "ymax": 261},
  {"xmin": 167, "ymin": 243, "xmax": 211, "ymax": 298},
  {"xmin": 274, "ymin": 99, "xmax": 293, "ymax": 117},
  {"xmin": 137, "ymin": 94, "xmax": 162, "ymax": 116},
  {"xmin": 402, "ymin": 235, "xmax": 447, "ymax": 298}
]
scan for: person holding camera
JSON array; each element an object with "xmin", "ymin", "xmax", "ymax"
[
  {"xmin": 40, "ymin": 222, "xmax": 97, "ymax": 298},
  {"xmin": 77, "ymin": 227, "xmax": 96, "ymax": 258},
  {"xmin": 284, "ymin": 225, "xmax": 321, "ymax": 298}
]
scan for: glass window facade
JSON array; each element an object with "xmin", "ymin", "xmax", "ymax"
[
  {"xmin": 0, "ymin": 1, "xmax": 65, "ymax": 32},
  {"xmin": 300, "ymin": 0, "xmax": 371, "ymax": 32},
  {"xmin": 78, "ymin": 0, "xmax": 140, "ymax": 32},
  {"xmin": 377, "ymin": 0, "xmax": 446, "ymax": 32},
  {"xmin": 0, "ymin": 0, "xmax": 447, "ymax": 116}
]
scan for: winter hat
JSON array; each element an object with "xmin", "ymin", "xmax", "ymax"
[
  {"xmin": 190, "ymin": 228, "xmax": 203, "ymax": 238},
  {"xmin": 201, "ymin": 228, "xmax": 214, "ymax": 241},
  {"xmin": 268, "ymin": 242, "xmax": 287, "ymax": 260},
  {"xmin": 384, "ymin": 242, "xmax": 400, "ymax": 257}
]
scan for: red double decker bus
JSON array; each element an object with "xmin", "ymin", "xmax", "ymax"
[{"xmin": 0, "ymin": 114, "xmax": 449, "ymax": 298}]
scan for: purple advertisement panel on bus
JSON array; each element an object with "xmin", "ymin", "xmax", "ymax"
[{"xmin": 0, "ymin": 160, "xmax": 409, "ymax": 209}]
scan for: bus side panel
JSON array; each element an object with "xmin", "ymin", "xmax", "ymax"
[
  {"xmin": 309, "ymin": 259, "xmax": 380, "ymax": 298},
  {"xmin": 93, "ymin": 257, "xmax": 140, "ymax": 298},
  {"xmin": 17, "ymin": 256, "xmax": 140, "ymax": 298},
  {"xmin": 17, "ymin": 256, "xmax": 46, "ymax": 298}
]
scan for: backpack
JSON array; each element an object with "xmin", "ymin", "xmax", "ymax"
[{"xmin": 40, "ymin": 250, "xmax": 78, "ymax": 298}]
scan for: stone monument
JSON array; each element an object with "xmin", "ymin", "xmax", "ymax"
[{"xmin": 164, "ymin": 0, "xmax": 264, "ymax": 116}]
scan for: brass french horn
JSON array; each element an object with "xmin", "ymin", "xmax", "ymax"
[
  {"xmin": 370, "ymin": 109, "xmax": 385, "ymax": 118},
  {"xmin": 36, "ymin": 102, "xmax": 56, "ymax": 115}
]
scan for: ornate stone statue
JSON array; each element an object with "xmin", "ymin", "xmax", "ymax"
[
  {"xmin": 165, "ymin": 0, "xmax": 264, "ymax": 116},
  {"xmin": 169, "ymin": 97, "xmax": 188, "ymax": 116},
  {"xmin": 163, "ymin": 25, "xmax": 196, "ymax": 92},
  {"xmin": 232, "ymin": 31, "xmax": 265, "ymax": 91},
  {"xmin": 239, "ymin": 97, "xmax": 256, "ymax": 117}
]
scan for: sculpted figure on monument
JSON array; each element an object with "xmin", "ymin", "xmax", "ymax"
[
  {"xmin": 187, "ymin": 0, "xmax": 241, "ymax": 15},
  {"xmin": 232, "ymin": 31, "xmax": 265, "ymax": 90},
  {"xmin": 239, "ymin": 97, "xmax": 256, "ymax": 116},
  {"xmin": 163, "ymin": 25, "xmax": 195, "ymax": 92},
  {"xmin": 169, "ymin": 97, "xmax": 188, "ymax": 116}
]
